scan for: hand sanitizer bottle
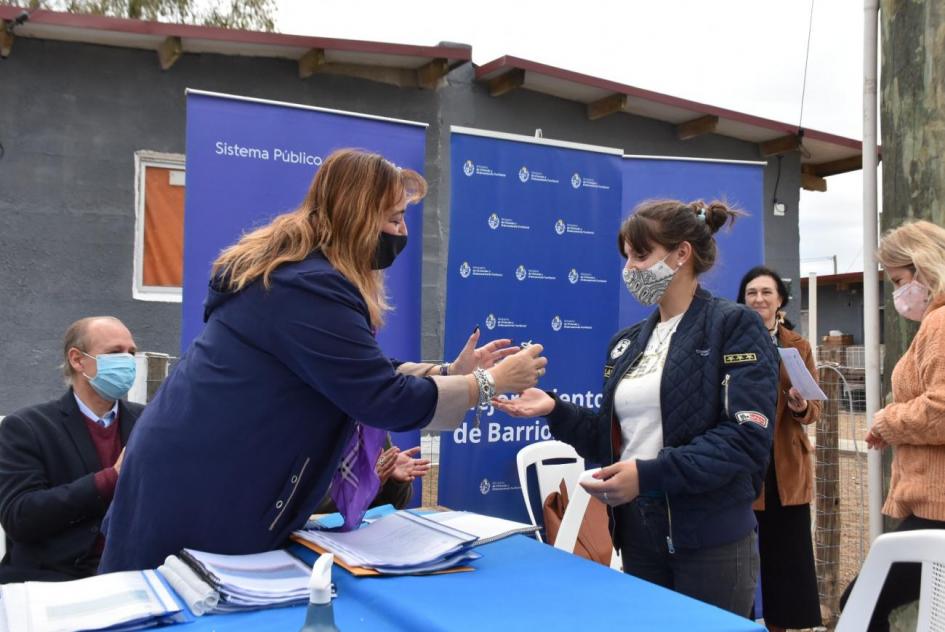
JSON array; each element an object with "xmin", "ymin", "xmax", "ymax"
[{"xmin": 299, "ymin": 553, "xmax": 339, "ymax": 632}]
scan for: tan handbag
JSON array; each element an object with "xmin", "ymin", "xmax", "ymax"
[{"xmin": 542, "ymin": 479, "xmax": 613, "ymax": 566}]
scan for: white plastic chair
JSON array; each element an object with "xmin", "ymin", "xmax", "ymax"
[
  {"xmin": 836, "ymin": 530, "xmax": 945, "ymax": 632},
  {"xmin": 553, "ymin": 469, "xmax": 622, "ymax": 571},
  {"xmin": 515, "ymin": 440, "xmax": 584, "ymax": 542}
]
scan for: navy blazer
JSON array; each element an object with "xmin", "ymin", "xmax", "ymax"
[
  {"xmin": 100, "ymin": 251, "xmax": 440, "ymax": 572},
  {"xmin": 0, "ymin": 390, "xmax": 141, "ymax": 581},
  {"xmin": 546, "ymin": 287, "xmax": 778, "ymax": 551}
]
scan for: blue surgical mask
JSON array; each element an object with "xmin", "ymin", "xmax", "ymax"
[{"xmin": 82, "ymin": 352, "xmax": 137, "ymax": 400}]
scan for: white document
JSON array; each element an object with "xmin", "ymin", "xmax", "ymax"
[
  {"xmin": 183, "ymin": 548, "xmax": 311, "ymax": 597},
  {"xmin": 1, "ymin": 569, "xmax": 179, "ymax": 632},
  {"xmin": 426, "ymin": 511, "xmax": 538, "ymax": 545},
  {"xmin": 778, "ymin": 347, "xmax": 828, "ymax": 401},
  {"xmin": 295, "ymin": 510, "xmax": 477, "ymax": 569}
]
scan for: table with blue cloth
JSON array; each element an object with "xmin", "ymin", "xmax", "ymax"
[{"xmin": 180, "ymin": 535, "xmax": 763, "ymax": 631}]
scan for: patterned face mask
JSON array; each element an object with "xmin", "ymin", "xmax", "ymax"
[{"xmin": 622, "ymin": 255, "xmax": 677, "ymax": 306}]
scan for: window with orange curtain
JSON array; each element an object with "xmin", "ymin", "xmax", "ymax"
[
  {"xmin": 133, "ymin": 152, "xmax": 185, "ymax": 301},
  {"xmin": 143, "ymin": 165, "xmax": 185, "ymax": 287}
]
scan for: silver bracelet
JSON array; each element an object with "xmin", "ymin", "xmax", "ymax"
[
  {"xmin": 438, "ymin": 362, "xmax": 451, "ymax": 376},
  {"xmin": 472, "ymin": 368, "xmax": 495, "ymax": 428}
]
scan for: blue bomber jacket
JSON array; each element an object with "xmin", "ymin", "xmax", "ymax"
[{"xmin": 545, "ymin": 287, "xmax": 778, "ymax": 551}]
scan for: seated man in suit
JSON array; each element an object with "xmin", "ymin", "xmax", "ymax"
[{"xmin": 0, "ymin": 316, "xmax": 144, "ymax": 582}]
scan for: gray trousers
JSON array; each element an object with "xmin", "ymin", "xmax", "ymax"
[{"xmin": 615, "ymin": 496, "xmax": 758, "ymax": 618}]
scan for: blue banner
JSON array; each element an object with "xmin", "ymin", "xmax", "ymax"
[
  {"xmin": 440, "ymin": 130, "xmax": 624, "ymax": 521},
  {"xmin": 441, "ymin": 138, "xmax": 766, "ymax": 521},
  {"xmin": 619, "ymin": 157, "xmax": 765, "ymax": 328},
  {"xmin": 183, "ymin": 92, "xmax": 427, "ymax": 500}
]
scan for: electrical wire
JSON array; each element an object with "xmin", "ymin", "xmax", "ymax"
[{"xmin": 798, "ymin": 0, "xmax": 816, "ymax": 131}]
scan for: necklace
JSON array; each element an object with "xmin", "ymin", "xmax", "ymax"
[{"xmin": 651, "ymin": 320, "xmax": 679, "ymax": 354}]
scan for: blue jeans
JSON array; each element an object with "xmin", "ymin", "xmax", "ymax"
[{"xmin": 615, "ymin": 496, "xmax": 758, "ymax": 618}]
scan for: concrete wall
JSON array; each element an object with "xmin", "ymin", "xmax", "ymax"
[{"xmin": 0, "ymin": 38, "xmax": 802, "ymax": 412}]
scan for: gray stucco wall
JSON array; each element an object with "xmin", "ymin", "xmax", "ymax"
[{"xmin": 0, "ymin": 38, "xmax": 802, "ymax": 413}]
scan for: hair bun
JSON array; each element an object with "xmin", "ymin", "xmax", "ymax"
[{"xmin": 689, "ymin": 199, "xmax": 743, "ymax": 235}]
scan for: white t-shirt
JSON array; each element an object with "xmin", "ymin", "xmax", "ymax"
[{"xmin": 615, "ymin": 312, "xmax": 684, "ymax": 462}]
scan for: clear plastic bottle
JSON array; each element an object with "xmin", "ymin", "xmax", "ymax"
[{"xmin": 299, "ymin": 553, "xmax": 340, "ymax": 632}]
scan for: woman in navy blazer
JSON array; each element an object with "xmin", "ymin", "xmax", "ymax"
[{"xmin": 100, "ymin": 149, "xmax": 546, "ymax": 572}]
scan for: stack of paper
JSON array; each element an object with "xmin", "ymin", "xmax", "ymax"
[
  {"xmin": 0, "ymin": 570, "xmax": 185, "ymax": 632},
  {"xmin": 170, "ymin": 549, "xmax": 315, "ymax": 613},
  {"xmin": 294, "ymin": 510, "xmax": 480, "ymax": 575},
  {"xmin": 425, "ymin": 511, "xmax": 539, "ymax": 545}
]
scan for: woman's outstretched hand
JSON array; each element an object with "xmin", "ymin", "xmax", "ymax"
[
  {"xmin": 492, "ymin": 388, "xmax": 555, "ymax": 418},
  {"xmin": 489, "ymin": 344, "xmax": 547, "ymax": 394},
  {"xmin": 450, "ymin": 327, "xmax": 518, "ymax": 375}
]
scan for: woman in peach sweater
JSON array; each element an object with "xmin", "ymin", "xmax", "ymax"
[{"xmin": 842, "ymin": 219, "xmax": 945, "ymax": 631}]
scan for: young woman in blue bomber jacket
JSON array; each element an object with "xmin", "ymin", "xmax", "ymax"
[{"xmin": 497, "ymin": 199, "xmax": 778, "ymax": 618}]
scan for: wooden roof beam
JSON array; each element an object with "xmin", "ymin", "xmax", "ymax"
[
  {"xmin": 1, "ymin": 21, "xmax": 14, "ymax": 59},
  {"xmin": 298, "ymin": 48, "xmax": 326, "ymax": 79},
  {"xmin": 806, "ymin": 155, "xmax": 865, "ymax": 177},
  {"xmin": 759, "ymin": 134, "xmax": 802, "ymax": 157},
  {"xmin": 157, "ymin": 36, "xmax": 182, "ymax": 71},
  {"xmin": 586, "ymin": 93, "xmax": 627, "ymax": 121},
  {"xmin": 676, "ymin": 115, "xmax": 719, "ymax": 140},
  {"xmin": 416, "ymin": 58, "xmax": 449, "ymax": 90},
  {"xmin": 487, "ymin": 68, "xmax": 525, "ymax": 97},
  {"xmin": 801, "ymin": 172, "xmax": 828, "ymax": 192}
]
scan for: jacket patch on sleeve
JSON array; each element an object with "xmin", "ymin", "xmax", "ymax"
[
  {"xmin": 610, "ymin": 338, "xmax": 632, "ymax": 359},
  {"xmin": 723, "ymin": 353, "xmax": 757, "ymax": 364},
  {"xmin": 735, "ymin": 410, "xmax": 769, "ymax": 428}
]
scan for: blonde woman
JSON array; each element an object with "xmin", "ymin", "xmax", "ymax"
[
  {"xmin": 100, "ymin": 149, "xmax": 546, "ymax": 572},
  {"xmin": 840, "ymin": 219, "xmax": 945, "ymax": 631}
]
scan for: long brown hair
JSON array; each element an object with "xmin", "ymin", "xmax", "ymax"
[{"xmin": 211, "ymin": 149, "xmax": 427, "ymax": 328}]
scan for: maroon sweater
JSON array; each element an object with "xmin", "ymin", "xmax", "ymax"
[{"xmin": 82, "ymin": 413, "xmax": 122, "ymax": 555}]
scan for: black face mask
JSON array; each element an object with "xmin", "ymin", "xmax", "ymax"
[{"xmin": 372, "ymin": 232, "xmax": 408, "ymax": 270}]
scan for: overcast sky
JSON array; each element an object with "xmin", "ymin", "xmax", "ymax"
[{"xmin": 278, "ymin": 0, "xmax": 869, "ymax": 275}]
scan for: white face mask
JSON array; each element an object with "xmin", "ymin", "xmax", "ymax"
[
  {"xmin": 622, "ymin": 255, "xmax": 677, "ymax": 306},
  {"xmin": 892, "ymin": 280, "xmax": 931, "ymax": 322}
]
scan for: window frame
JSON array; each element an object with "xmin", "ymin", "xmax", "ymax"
[{"xmin": 133, "ymin": 150, "xmax": 186, "ymax": 302}]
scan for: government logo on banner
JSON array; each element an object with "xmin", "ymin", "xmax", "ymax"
[
  {"xmin": 459, "ymin": 262, "xmax": 472, "ymax": 278},
  {"xmin": 487, "ymin": 212, "xmax": 530, "ymax": 231},
  {"xmin": 571, "ymin": 172, "xmax": 581, "ymax": 189},
  {"xmin": 463, "ymin": 160, "xmax": 475, "ymax": 177},
  {"xmin": 485, "ymin": 314, "xmax": 497, "ymax": 330},
  {"xmin": 551, "ymin": 315, "xmax": 563, "ymax": 331},
  {"xmin": 554, "ymin": 219, "xmax": 566, "ymax": 235},
  {"xmin": 568, "ymin": 268, "xmax": 579, "ymax": 284},
  {"xmin": 515, "ymin": 265, "xmax": 527, "ymax": 281},
  {"xmin": 479, "ymin": 479, "xmax": 491, "ymax": 495},
  {"xmin": 518, "ymin": 166, "xmax": 530, "ymax": 183}
]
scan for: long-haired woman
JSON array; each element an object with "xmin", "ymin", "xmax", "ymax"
[{"xmin": 100, "ymin": 149, "xmax": 546, "ymax": 572}]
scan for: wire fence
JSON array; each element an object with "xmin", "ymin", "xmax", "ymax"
[{"xmin": 811, "ymin": 345, "xmax": 876, "ymax": 628}]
